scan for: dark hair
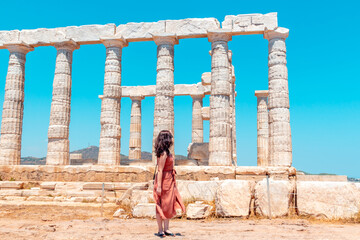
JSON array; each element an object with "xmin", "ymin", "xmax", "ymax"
[{"xmin": 154, "ymin": 130, "xmax": 173, "ymax": 158}]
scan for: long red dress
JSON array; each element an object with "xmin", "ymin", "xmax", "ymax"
[{"xmin": 153, "ymin": 154, "xmax": 185, "ymax": 219}]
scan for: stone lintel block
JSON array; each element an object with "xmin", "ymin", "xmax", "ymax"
[
  {"xmin": 3, "ymin": 24, "xmax": 116, "ymax": 47},
  {"xmin": 235, "ymin": 166, "xmax": 292, "ymax": 177},
  {"xmin": 255, "ymin": 90, "xmax": 269, "ymax": 98},
  {"xmin": 121, "ymin": 85, "xmax": 156, "ymax": 98},
  {"xmin": 165, "ymin": 18, "xmax": 220, "ymax": 39},
  {"xmin": 201, "ymin": 107, "xmax": 210, "ymax": 120},
  {"xmin": 0, "ymin": 181, "xmax": 24, "ymax": 189},
  {"xmin": 175, "ymin": 166, "xmax": 235, "ymax": 181},
  {"xmin": 40, "ymin": 182, "xmax": 57, "ymax": 190},
  {"xmin": 222, "ymin": 12, "xmax": 278, "ymax": 35},
  {"xmin": 0, "ymin": 30, "xmax": 20, "ymax": 49},
  {"xmin": 116, "ymin": 21, "xmax": 166, "ymax": 42}
]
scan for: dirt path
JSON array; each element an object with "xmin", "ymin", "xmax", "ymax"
[{"xmin": 0, "ymin": 204, "xmax": 359, "ymax": 240}]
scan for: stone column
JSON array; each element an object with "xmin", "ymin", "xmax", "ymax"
[
  {"xmin": 228, "ymin": 51, "xmax": 237, "ymax": 165},
  {"xmin": 129, "ymin": 96, "xmax": 144, "ymax": 160},
  {"xmin": 191, "ymin": 94, "xmax": 204, "ymax": 143},
  {"xmin": 264, "ymin": 28, "xmax": 292, "ymax": 166},
  {"xmin": 255, "ymin": 90, "xmax": 269, "ymax": 166},
  {"xmin": 152, "ymin": 34, "xmax": 178, "ymax": 163},
  {"xmin": 46, "ymin": 40, "xmax": 79, "ymax": 165},
  {"xmin": 208, "ymin": 30, "xmax": 232, "ymax": 166},
  {"xmin": 0, "ymin": 43, "xmax": 33, "ymax": 165},
  {"xmin": 98, "ymin": 37, "xmax": 128, "ymax": 165}
]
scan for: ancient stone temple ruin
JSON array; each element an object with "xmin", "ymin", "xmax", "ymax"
[{"xmin": 0, "ymin": 13, "xmax": 358, "ymax": 220}]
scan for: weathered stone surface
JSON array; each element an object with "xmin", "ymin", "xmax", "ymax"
[
  {"xmin": 297, "ymin": 175, "xmax": 348, "ymax": 182},
  {"xmin": 187, "ymin": 143, "xmax": 209, "ymax": 164},
  {"xmin": 201, "ymin": 107, "xmax": 210, "ymax": 121},
  {"xmin": 166, "ymin": 18, "xmax": 220, "ymax": 38},
  {"xmin": 129, "ymin": 97, "xmax": 143, "ymax": 160},
  {"xmin": 215, "ymin": 180, "xmax": 252, "ymax": 217},
  {"xmin": 186, "ymin": 201, "xmax": 213, "ymax": 219},
  {"xmin": 0, "ymin": 181, "xmax": 24, "ymax": 189},
  {"xmin": 0, "ymin": 30, "xmax": 20, "ymax": 48},
  {"xmin": 201, "ymin": 72, "xmax": 211, "ymax": 85},
  {"xmin": 132, "ymin": 203, "xmax": 156, "ymax": 218},
  {"xmin": 177, "ymin": 180, "xmax": 220, "ymax": 202},
  {"xmin": 65, "ymin": 24, "xmax": 115, "ymax": 44},
  {"xmin": 116, "ymin": 21, "xmax": 165, "ymax": 41},
  {"xmin": 191, "ymin": 95, "xmax": 204, "ymax": 143},
  {"xmin": 175, "ymin": 166, "xmax": 235, "ymax": 181},
  {"xmin": 175, "ymin": 159, "xmax": 198, "ymax": 166},
  {"xmin": 297, "ymin": 181, "xmax": 359, "ymax": 219},
  {"xmin": 130, "ymin": 190, "xmax": 154, "ymax": 208},
  {"xmin": 82, "ymin": 183, "xmax": 115, "ymax": 190},
  {"xmin": 19, "ymin": 28, "xmax": 66, "ymax": 46},
  {"xmin": 40, "ymin": 182, "xmax": 57, "ymax": 190},
  {"xmin": 255, "ymin": 179, "xmax": 291, "ymax": 217},
  {"xmin": 222, "ymin": 12, "xmax": 277, "ymax": 34},
  {"xmin": 113, "ymin": 208, "xmax": 126, "ymax": 217}
]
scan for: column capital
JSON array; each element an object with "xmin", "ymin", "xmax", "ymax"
[
  {"xmin": 4, "ymin": 42, "xmax": 34, "ymax": 54},
  {"xmin": 53, "ymin": 39, "xmax": 80, "ymax": 51},
  {"xmin": 101, "ymin": 36, "xmax": 128, "ymax": 48},
  {"xmin": 152, "ymin": 33, "xmax": 178, "ymax": 46},
  {"xmin": 130, "ymin": 95, "xmax": 145, "ymax": 101},
  {"xmin": 207, "ymin": 29, "xmax": 232, "ymax": 42},
  {"xmin": 264, "ymin": 27, "xmax": 289, "ymax": 40},
  {"xmin": 255, "ymin": 90, "xmax": 269, "ymax": 98}
]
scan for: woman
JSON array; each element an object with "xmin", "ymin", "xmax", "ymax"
[{"xmin": 153, "ymin": 130, "xmax": 185, "ymax": 237}]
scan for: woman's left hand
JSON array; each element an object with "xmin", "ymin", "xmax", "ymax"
[{"xmin": 156, "ymin": 186, "xmax": 162, "ymax": 196}]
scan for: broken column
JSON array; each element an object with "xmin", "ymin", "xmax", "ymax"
[
  {"xmin": 255, "ymin": 90, "xmax": 269, "ymax": 166},
  {"xmin": 0, "ymin": 43, "xmax": 34, "ymax": 165},
  {"xmin": 129, "ymin": 96, "xmax": 144, "ymax": 160},
  {"xmin": 264, "ymin": 28, "xmax": 292, "ymax": 166},
  {"xmin": 152, "ymin": 33, "xmax": 178, "ymax": 163},
  {"xmin": 98, "ymin": 37, "xmax": 128, "ymax": 165},
  {"xmin": 208, "ymin": 30, "xmax": 232, "ymax": 166},
  {"xmin": 191, "ymin": 94, "xmax": 204, "ymax": 143},
  {"xmin": 46, "ymin": 40, "xmax": 79, "ymax": 165}
]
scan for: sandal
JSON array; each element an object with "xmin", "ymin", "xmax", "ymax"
[
  {"xmin": 164, "ymin": 230, "xmax": 175, "ymax": 236},
  {"xmin": 155, "ymin": 232, "xmax": 165, "ymax": 237}
]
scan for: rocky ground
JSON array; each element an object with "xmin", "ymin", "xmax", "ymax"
[{"xmin": 0, "ymin": 204, "xmax": 359, "ymax": 240}]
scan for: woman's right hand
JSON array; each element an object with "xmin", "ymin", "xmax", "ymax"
[{"xmin": 156, "ymin": 186, "xmax": 162, "ymax": 196}]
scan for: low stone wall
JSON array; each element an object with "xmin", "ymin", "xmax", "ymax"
[{"xmin": 0, "ymin": 165, "xmax": 297, "ymax": 182}]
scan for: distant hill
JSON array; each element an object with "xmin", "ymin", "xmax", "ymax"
[{"xmin": 20, "ymin": 146, "xmax": 188, "ymax": 165}]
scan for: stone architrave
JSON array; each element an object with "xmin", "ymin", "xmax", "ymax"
[
  {"xmin": 264, "ymin": 28, "xmax": 292, "ymax": 167},
  {"xmin": 255, "ymin": 90, "xmax": 269, "ymax": 166},
  {"xmin": 129, "ymin": 96, "xmax": 144, "ymax": 160},
  {"xmin": 191, "ymin": 94, "xmax": 204, "ymax": 143},
  {"xmin": 46, "ymin": 40, "xmax": 79, "ymax": 165},
  {"xmin": 152, "ymin": 33, "xmax": 178, "ymax": 163},
  {"xmin": 98, "ymin": 37, "xmax": 128, "ymax": 165},
  {"xmin": 208, "ymin": 30, "xmax": 232, "ymax": 166},
  {"xmin": 0, "ymin": 43, "xmax": 34, "ymax": 165}
]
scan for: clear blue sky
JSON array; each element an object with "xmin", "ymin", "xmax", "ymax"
[{"xmin": 0, "ymin": 0, "xmax": 359, "ymax": 178}]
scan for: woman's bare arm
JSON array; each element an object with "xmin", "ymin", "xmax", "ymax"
[{"xmin": 156, "ymin": 152, "xmax": 167, "ymax": 195}]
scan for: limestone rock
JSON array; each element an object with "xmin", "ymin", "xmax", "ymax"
[
  {"xmin": 186, "ymin": 201, "xmax": 213, "ymax": 219},
  {"xmin": 132, "ymin": 203, "xmax": 156, "ymax": 218},
  {"xmin": 65, "ymin": 24, "xmax": 115, "ymax": 44},
  {"xmin": 297, "ymin": 181, "xmax": 359, "ymax": 219},
  {"xmin": 255, "ymin": 179, "xmax": 292, "ymax": 217},
  {"xmin": 187, "ymin": 142, "xmax": 209, "ymax": 164},
  {"xmin": 215, "ymin": 180, "xmax": 252, "ymax": 217},
  {"xmin": 113, "ymin": 208, "xmax": 126, "ymax": 217},
  {"xmin": 175, "ymin": 159, "xmax": 198, "ymax": 166},
  {"xmin": 130, "ymin": 190, "xmax": 154, "ymax": 208},
  {"xmin": 40, "ymin": 182, "xmax": 57, "ymax": 190},
  {"xmin": 166, "ymin": 18, "xmax": 220, "ymax": 38},
  {"xmin": 177, "ymin": 180, "xmax": 220, "ymax": 202},
  {"xmin": 222, "ymin": 12, "xmax": 277, "ymax": 33},
  {"xmin": 201, "ymin": 72, "xmax": 211, "ymax": 86},
  {"xmin": 116, "ymin": 21, "xmax": 165, "ymax": 41},
  {"xmin": 19, "ymin": 28, "xmax": 66, "ymax": 45},
  {"xmin": 201, "ymin": 107, "xmax": 210, "ymax": 121},
  {"xmin": 0, "ymin": 181, "xmax": 24, "ymax": 189},
  {"xmin": 0, "ymin": 30, "xmax": 20, "ymax": 48}
]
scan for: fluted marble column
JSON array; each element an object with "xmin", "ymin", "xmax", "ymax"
[
  {"xmin": 255, "ymin": 90, "xmax": 269, "ymax": 166},
  {"xmin": 152, "ymin": 34, "xmax": 178, "ymax": 163},
  {"xmin": 98, "ymin": 37, "xmax": 128, "ymax": 165},
  {"xmin": 228, "ymin": 51, "xmax": 237, "ymax": 165},
  {"xmin": 46, "ymin": 40, "xmax": 79, "ymax": 165},
  {"xmin": 0, "ymin": 43, "xmax": 33, "ymax": 165},
  {"xmin": 264, "ymin": 28, "xmax": 292, "ymax": 166},
  {"xmin": 208, "ymin": 30, "xmax": 232, "ymax": 166},
  {"xmin": 191, "ymin": 94, "xmax": 204, "ymax": 143},
  {"xmin": 129, "ymin": 96, "xmax": 144, "ymax": 160}
]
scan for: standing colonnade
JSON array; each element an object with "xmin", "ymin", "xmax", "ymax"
[{"xmin": 0, "ymin": 13, "xmax": 292, "ymax": 167}]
